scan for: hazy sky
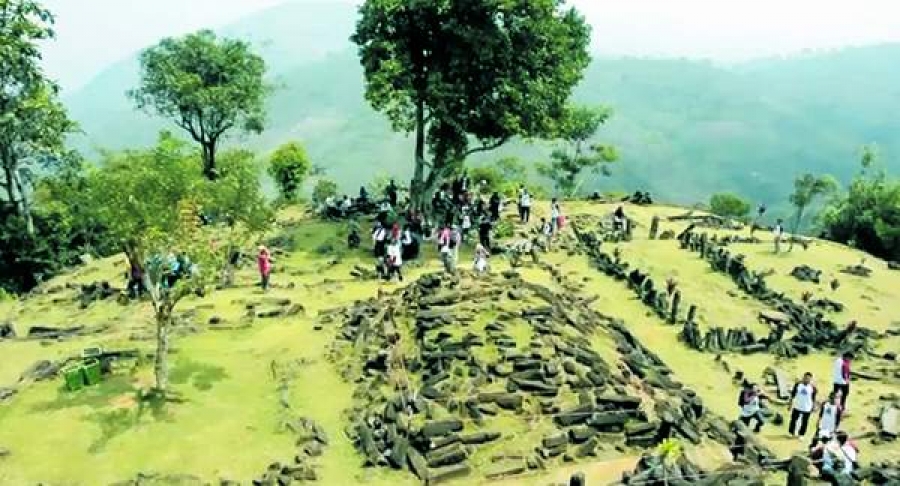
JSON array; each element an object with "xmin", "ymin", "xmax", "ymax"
[{"xmin": 40, "ymin": 0, "xmax": 900, "ymax": 93}]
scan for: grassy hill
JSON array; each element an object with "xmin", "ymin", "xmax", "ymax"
[
  {"xmin": 60, "ymin": 1, "xmax": 900, "ymax": 217},
  {"xmin": 2, "ymin": 201, "xmax": 899, "ymax": 485}
]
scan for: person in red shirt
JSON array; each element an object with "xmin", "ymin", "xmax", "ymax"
[{"xmin": 257, "ymin": 246, "xmax": 273, "ymax": 291}]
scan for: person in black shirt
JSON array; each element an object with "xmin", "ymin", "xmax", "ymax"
[
  {"xmin": 488, "ymin": 192, "xmax": 501, "ymax": 221},
  {"xmin": 479, "ymin": 217, "xmax": 493, "ymax": 251}
]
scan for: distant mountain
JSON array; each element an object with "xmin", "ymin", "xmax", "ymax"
[{"xmin": 62, "ymin": 1, "xmax": 900, "ymax": 214}]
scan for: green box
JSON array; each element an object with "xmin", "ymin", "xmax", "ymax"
[
  {"xmin": 82, "ymin": 358, "xmax": 102, "ymax": 386},
  {"xmin": 63, "ymin": 365, "xmax": 85, "ymax": 392}
]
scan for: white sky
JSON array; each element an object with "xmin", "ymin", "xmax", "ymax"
[{"xmin": 40, "ymin": 0, "xmax": 900, "ymax": 92}]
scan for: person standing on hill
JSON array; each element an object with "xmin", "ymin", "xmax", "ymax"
[
  {"xmin": 831, "ymin": 352, "xmax": 853, "ymax": 410},
  {"xmin": 385, "ymin": 238, "xmax": 403, "ymax": 282},
  {"xmin": 473, "ymin": 243, "xmax": 490, "ymax": 274},
  {"xmin": 489, "ymin": 192, "xmax": 501, "ymax": 221},
  {"xmin": 257, "ymin": 246, "xmax": 273, "ymax": 291},
  {"xmin": 550, "ymin": 198, "xmax": 562, "ymax": 234},
  {"xmin": 541, "ymin": 217, "xmax": 554, "ymax": 250},
  {"xmin": 519, "ymin": 188, "xmax": 532, "ymax": 224},
  {"xmin": 787, "ymin": 372, "xmax": 817, "ymax": 439},
  {"xmin": 811, "ymin": 391, "xmax": 844, "ymax": 449},
  {"xmin": 773, "ymin": 218, "xmax": 785, "ymax": 253}
]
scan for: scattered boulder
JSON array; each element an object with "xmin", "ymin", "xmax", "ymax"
[
  {"xmin": 19, "ymin": 360, "xmax": 59, "ymax": 382},
  {"xmin": 790, "ymin": 265, "xmax": 821, "ymax": 284},
  {"xmin": 0, "ymin": 387, "xmax": 16, "ymax": 401},
  {"xmin": 841, "ymin": 264, "xmax": 872, "ymax": 278},
  {"xmin": 0, "ymin": 322, "xmax": 15, "ymax": 339}
]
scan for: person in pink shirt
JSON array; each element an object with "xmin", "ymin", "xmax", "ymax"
[
  {"xmin": 257, "ymin": 245, "xmax": 273, "ymax": 291},
  {"xmin": 831, "ymin": 352, "xmax": 853, "ymax": 410}
]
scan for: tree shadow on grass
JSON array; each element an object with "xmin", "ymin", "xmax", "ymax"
[
  {"xmin": 29, "ymin": 375, "xmax": 137, "ymax": 414},
  {"xmin": 86, "ymin": 390, "xmax": 174, "ymax": 453},
  {"xmin": 168, "ymin": 358, "xmax": 228, "ymax": 392}
]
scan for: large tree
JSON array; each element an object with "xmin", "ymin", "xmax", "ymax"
[
  {"xmin": 538, "ymin": 105, "xmax": 617, "ymax": 197},
  {"xmin": 0, "ymin": 0, "xmax": 76, "ymax": 234},
  {"xmin": 83, "ymin": 133, "xmax": 271, "ymax": 394},
  {"xmin": 351, "ymin": 0, "xmax": 592, "ymax": 209},
  {"xmin": 129, "ymin": 30, "xmax": 269, "ymax": 180}
]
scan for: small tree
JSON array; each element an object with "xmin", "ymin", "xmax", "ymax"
[
  {"xmin": 267, "ymin": 142, "xmax": 311, "ymax": 202},
  {"xmin": 129, "ymin": 30, "xmax": 269, "ymax": 180},
  {"xmin": 538, "ymin": 105, "xmax": 618, "ymax": 197},
  {"xmin": 709, "ymin": 193, "xmax": 751, "ymax": 221},
  {"xmin": 312, "ymin": 178, "xmax": 339, "ymax": 206},
  {"xmin": 84, "ymin": 133, "xmax": 270, "ymax": 394},
  {"xmin": 788, "ymin": 173, "xmax": 838, "ymax": 251}
]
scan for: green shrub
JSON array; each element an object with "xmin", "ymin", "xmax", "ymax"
[{"xmin": 709, "ymin": 192, "xmax": 751, "ymax": 220}]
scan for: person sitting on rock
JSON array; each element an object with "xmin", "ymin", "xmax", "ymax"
[
  {"xmin": 473, "ymin": 243, "xmax": 490, "ymax": 274},
  {"xmin": 339, "ymin": 195, "xmax": 352, "ymax": 217},
  {"xmin": 738, "ymin": 382, "xmax": 767, "ymax": 433},
  {"xmin": 613, "ymin": 205, "xmax": 627, "ymax": 233},
  {"xmin": 812, "ymin": 431, "xmax": 857, "ymax": 484},
  {"xmin": 347, "ymin": 221, "xmax": 361, "ymax": 249}
]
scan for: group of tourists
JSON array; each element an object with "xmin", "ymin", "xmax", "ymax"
[{"xmin": 735, "ymin": 352, "xmax": 858, "ymax": 483}]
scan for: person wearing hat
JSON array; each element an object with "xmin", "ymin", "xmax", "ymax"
[{"xmin": 257, "ymin": 245, "xmax": 273, "ymax": 291}]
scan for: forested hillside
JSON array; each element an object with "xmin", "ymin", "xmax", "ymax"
[{"xmin": 63, "ymin": 2, "xmax": 900, "ymax": 213}]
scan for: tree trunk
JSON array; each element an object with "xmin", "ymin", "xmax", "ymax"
[
  {"xmin": 410, "ymin": 100, "xmax": 426, "ymax": 211},
  {"xmin": 154, "ymin": 305, "xmax": 172, "ymax": 393},
  {"xmin": 3, "ymin": 162, "xmax": 18, "ymax": 214},
  {"xmin": 13, "ymin": 169, "xmax": 34, "ymax": 236},
  {"xmin": 201, "ymin": 139, "xmax": 218, "ymax": 180}
]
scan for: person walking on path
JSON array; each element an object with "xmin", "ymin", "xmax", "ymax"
[
  {"xmin": 787, "ymin": 372, "xmax": 817, "ymax": 439},
  {"xmin": 811, "ymin": 391, "xmax": 844, "ymax": 449},
  {"xmin": 831, "ymin": 352, "xmax": 853, "ymax": 411},
  {"xmin": 257, "ymin": 245, "xmax": 273, "ymax": 291}
]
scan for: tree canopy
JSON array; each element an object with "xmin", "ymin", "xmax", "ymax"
[
  {"xmin": 129, "ymin": 30, "xmax": 269, "ymax": 180},
  {"xmin": 821, "ymin": 146, "xmax": 900, "ymax": 261},
  {"xmin": 351, "ymin": 0, "xmax": 592, "ymax": 208},
  {"xmin": 538, "ymin": 105, "xmax": 617, "ymax": 197},
  {"xmin": 709, "ymin": 192, "xmax": 751, "ymax": 220},
  {"xmin": 268, "ymin": 141, "xmax": 312, "ymax": 202},
  {"xmin": 0, "ymin": 0, "xmax": 76, "ymax": 234}
]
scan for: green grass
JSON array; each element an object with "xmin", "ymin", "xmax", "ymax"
[{"xmin": 1, "ymin": 201, "xmax": 899, "ymax": 485}]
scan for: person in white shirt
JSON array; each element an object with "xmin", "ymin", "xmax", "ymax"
[
  {"xmin": 788, "ymin": 372, "xmax": 817, "ymax": 439},
  {"xmin": 831, "ymin": 352, "xmax": 853, "ymax": 410},
  {"xmin": 773, "ymin": 218, "xmax": 785, "ymax": 253},
  {"xmin": 550, "ymin": 198, "xmax": 561, "ymax": 234},
  {"xmin": 385, "ymin": 238, "xmax": 403, "ymax": 282},
  {"xmin": 519, "ymin": 189, "xmax": 532, "ymax": 223},
  {"xmin": 738, "ymin": 383, "xmax": 767, "ymax": 433},
  {"xmin": 811, "ymin": 391, "xmax": 844, "ymax": 449},
  {"xmin": 817, "ymin": 431, "xmax": 857, "ymax": 481},
  {"xmin": 473, "ymin": 244, "xmax": 490, "ymax": 274}
]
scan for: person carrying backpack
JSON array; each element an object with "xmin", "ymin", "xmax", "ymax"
[{"xmin": 810, "ymin": 391, "xmax": 844, "ymax": 449}]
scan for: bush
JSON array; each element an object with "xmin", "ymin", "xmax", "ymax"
[
  {"xmin": 268, "ymin": 142, "xmax": 312, "ymax": 202},
  {"xmin": 709, "ymin": 193, "xmax": 751, "ymax": 220},
  {"xmin": 312, "ymin": 178, "xmax": 339, "ymax": 206}
]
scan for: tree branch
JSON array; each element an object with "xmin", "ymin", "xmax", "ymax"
[{"xmin": 463, "ymin": 137, "xmax": 510, "ymax": 158}]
